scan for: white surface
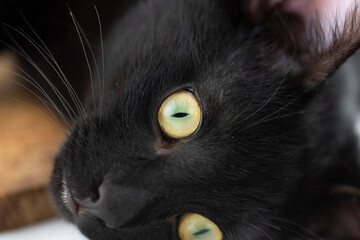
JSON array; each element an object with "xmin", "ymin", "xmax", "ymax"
[{"xmin": 0, "ymin": 219, "xmax": 88, "ymax": 240}]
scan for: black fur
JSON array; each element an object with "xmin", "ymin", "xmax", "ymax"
[{"xmin": 2, "ymin": 0, "xmax": 360, "ymax": 239}]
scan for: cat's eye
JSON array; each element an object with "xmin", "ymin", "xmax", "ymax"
[
  {"xmin": 158, "ymin": 90, "xmax": 201, "ymax": 139},
  {"xmin": 178, "ymin": 213, "xmax": 223, "ymax": 240}
]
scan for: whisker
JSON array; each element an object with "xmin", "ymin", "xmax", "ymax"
[
  {"xmin": 72, "ymin": 12, "xmax": 102, "ymax": 113},
  {"xmin": 5, "ymin": 96, "xmax": 69, "ymax": 137},
  {"xmin": 238, "ymin": 94, "xmax": 305, "ymax": 134},
  {"xmin": 0, "ymin": 60, "xmax": 72, "ymax": 129},
  {"xmin": 259, "ymin": 221, "xmax": 282, "ymax": 232},
  {"xmin": 10, "ymin": 14, "xmax": 90, "ymax": 145},
  {"xmin": 260, "ymin": 220, "xmax": 319, "ymax": 240},
  {"xmin": 239, "ymin": 76, "xmax": 287, "ymax": 125},
  {"xmin": 0, "ymin": 58, "xmax": 60, "ymax": 107},
  {"xmin": 0, "ymin": 32, "xmax": 77, "ymax": 123},
  {"xmin": 0, "ymin": 56, "xmax": 70, "ymax": 128},
  {"xmin": 19, "ymin": 12, "xmax": 86, "ymax": 120},
  {"xmin": 5, "ymin": 94, "xmax": 69, "ymax": 136},
  {"xmin": 243, "ymin": 107, "xmax": 324, "ymax": 136},
  {"xmin": 2, "ymin": 23, "xmax": 81, "ymax": 120},
  {"xmin": 67, "ymin": 7, "xmax": 97, "ymax": 113},
  {"xmin": 95, "ymin": 5, "xmax": 105, "ymax": 117},
  {"xmin": 251, "ymin": 225, "xmax": 274, "ymax": 240},
  {"xmin": 271, "ymin": 217, "xmax": 321, "ymax": 240},
  {"xmin": 238, "ymin": 111, "xmax": 306, "ymax": 134},
  {"xmin": 4, "ymin": 74, "xmax": 71, "ymax": 129},
  {"xmin": 17, "ymin": 15, "xmax": 86, "ymax": 121}
]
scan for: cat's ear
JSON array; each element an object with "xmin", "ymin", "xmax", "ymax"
[{"xmin": 241, "ymin": 0, "xmax": 360, "ymax": 89}]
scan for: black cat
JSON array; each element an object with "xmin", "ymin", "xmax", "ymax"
[{"xmin": 2, "ymin": 0, "xmax": 360, "ymax": 239}]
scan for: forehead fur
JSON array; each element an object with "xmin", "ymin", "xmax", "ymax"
[{"xmin": 95, "ymin": 0, "xmax": 291, "ymax": 129}]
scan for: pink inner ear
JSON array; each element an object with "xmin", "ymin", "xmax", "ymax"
[{"xmin": 281, "ymin": 0, "xmax": 357, "ymax": 44}]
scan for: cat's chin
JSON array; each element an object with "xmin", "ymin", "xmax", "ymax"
[{"xmin": 76, "ymin": 213, "xmax": 178, "ymax": 240}]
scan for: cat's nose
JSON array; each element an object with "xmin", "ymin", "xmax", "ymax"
[{"xmin": 77, "ymin": 180, "xmax": 155, "ymax": 229}]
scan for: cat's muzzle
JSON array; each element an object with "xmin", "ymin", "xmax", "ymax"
[{"xmin": 64, "ymin": 178, "xmax": 156, "ymax": 229}]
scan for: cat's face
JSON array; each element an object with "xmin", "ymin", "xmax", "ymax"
[{"xmin": 49, "ymin": 0, "xmax": 360, "ymax": 239}]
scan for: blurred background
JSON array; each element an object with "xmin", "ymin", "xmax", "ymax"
[{"xmin": 0, "ymin": 0, "xmax": 133, "ymax": 238}]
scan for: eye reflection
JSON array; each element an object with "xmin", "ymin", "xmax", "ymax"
[{"xmin": 178, "ymin": 213, "xmax": 223, "ymax": 240}]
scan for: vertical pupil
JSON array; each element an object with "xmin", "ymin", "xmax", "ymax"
[
  {"xmin": 171, "ymin": 112, "xmax": 189, "ymax": 118},
  {"xmin": 193, "ymin": 229, "xmax": 210, "ymax": 236}
]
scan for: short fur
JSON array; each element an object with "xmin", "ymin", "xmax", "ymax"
[{"xmin": 2, "ymin": 0, "xmax": 360, "ymax": 239}]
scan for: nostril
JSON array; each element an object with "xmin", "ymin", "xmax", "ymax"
[
  {"xmin": 62, "ymin": 178, "xmax": 100, "ymax": 215},
  {"xmin": 89, "ymin": 188, "xmax": 100, "ymax": 203},
  {"xmin": 77, "ymin": 181, "xmax": 155, "ymax": 229}
]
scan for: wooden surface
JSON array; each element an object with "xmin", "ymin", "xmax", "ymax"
[{"xmin": 0, "ymin": 51, "xmax": 66, "ymax": 231}]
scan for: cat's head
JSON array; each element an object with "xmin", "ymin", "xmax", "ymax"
[{"xmin": 49, "ymin": 0, "xmax": 360, "ymax": 239}]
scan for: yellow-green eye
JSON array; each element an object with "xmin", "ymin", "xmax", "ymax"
[
  {"xmin": 178, "ymin": 213, "xmax": 223, "ymax": 240},
  {"xmin": 158, "ymin": 90, "xmax": 201, "ymax": 139}
]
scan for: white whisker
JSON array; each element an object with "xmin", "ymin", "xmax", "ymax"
[
  {"xmin": 17, "ymin": 18, "xmax": 86, "ymax": 121},
  {"xmin": 0, "ymin": 61, "xmax": 72, "ymax": 128},
  {"xmin": 272, "ymin": 217, "xmax": 321, "ymax": 239},
  {"xmin": 251, "ymin": 225, "xmax": 274, "ymax": 240},
  {"xmin": 95, "ymin": 5, "xmax": 105, "ymax": 118},
  {"xmin": 2, "ymin": 23, "xmax": 81, "ymax": 120},
  {"xmin": 239, "ymin": 76, "xmax": 287, "ymax": 125},
  {"xmin": 68, "ymin": 7, "xmax": 97, "ymax": 114},
  {"xmin": 238, "ymin": 94, "xmax": 305, "ymax": 134},
  {"xmin": 0, "ymin": 34, "xmax": 77, "ymax": 123},
  {"xmin": 3, "ymin": 76, "xmax": 71, "ymax": 132}
]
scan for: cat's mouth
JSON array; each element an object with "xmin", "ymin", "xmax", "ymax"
[
  {"xmin": 61, "ymin": 178, "xmax": 223, "ymax": 240},
  {"xmin": 61, "ymin": 177, "xmax": 178, "ymax": 230},
  {"xmin": 61, "ymin": 178, "xmax": 79, "ymax": 215}
]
